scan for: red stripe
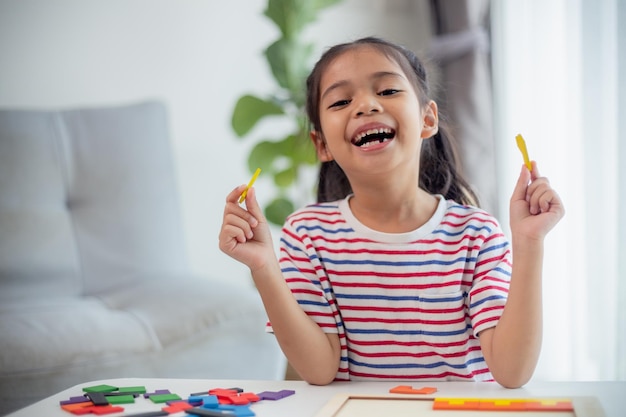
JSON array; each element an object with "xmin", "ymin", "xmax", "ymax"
[
  {"xmin": 349, "ymin": 338, "xmax": 475, "ymax": 348},
  {"xmin": 343, "ymin": 315, "xmax": 466, "ymax": 326},
  {"xmin": 324, "ymin": 268, "xmax": 473, "ymax": 279},
  {"xmin": 340, "ymin": 304, "xmax": 464, "ymax": 314},
  {"xmin": 346, "ymin": 370, "xmax": 484, "ymax": 380},
  {"xmin": 348, "ymin": 345, "xmax": 483, "ymax": 359},
  {"xmin": 329, "ymin": 280, "xmax": 465, "ymax": 291},
  {"xmin": 313, "ymin": 244, "xmax": 483, "ymax": 256}
]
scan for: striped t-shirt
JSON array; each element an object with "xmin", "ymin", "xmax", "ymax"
[{"xmin": 269, "ymin": 195, "xmax": 512, "ymax": 381}]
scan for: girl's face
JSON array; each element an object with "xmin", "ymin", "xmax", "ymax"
[{"xmin": 311, "ymin": 46, "xmax": 438, "ymax": 179}]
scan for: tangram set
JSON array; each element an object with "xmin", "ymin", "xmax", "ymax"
[
  {"xmin": 433, "ymin": 397, "xmax": 573, "ymax": 411},
  {"xmin": 58, "ymin": 384, "xmax": 294, "ymax": 416},
  {"xmin": 313, "ymin": 385, "xmax": 599, "ymax": 417},
  {"xmin": 387, "ymin": 386, "xmax": 573, "ymax": 411},
  {"xmin": 56, "ymin": 383, "xmax": 592, "ymax": 416}
]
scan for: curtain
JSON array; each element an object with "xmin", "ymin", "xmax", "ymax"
[
  {"xmin": 428, "ymin": 0, "xmax": 498, "ymax": 216},
  {"xmin": 490, "ymin": 0, "xmax": 624, "ymax": 380}
]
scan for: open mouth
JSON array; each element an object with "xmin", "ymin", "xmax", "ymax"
[{"xmin": 352, "ymin": 127, "xmax": 395, "ymax": 148}]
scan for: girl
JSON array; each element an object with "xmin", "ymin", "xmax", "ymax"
[{"xmin": 219, "ymin": 37, "xmax": 564, "ymax": 388}]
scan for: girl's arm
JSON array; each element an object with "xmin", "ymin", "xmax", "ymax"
[
  {"xmin": 219, "ymin": 186, "xmax": 341, "ymax": 385},
  {"xmin": 479, "ymin": 162, "xmax": 565, "ymax": 388}
]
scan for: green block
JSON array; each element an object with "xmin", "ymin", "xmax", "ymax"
[
  {"xmin": 150, "ymin": 393, "xmax": 181, "ymax": 403},
  {"xmin": 82, "ymin": 384, "xmax": 118, "ymax": 393},
  {"xmin": 118, "ymin": 386, "xmax": 147, "ymax": 394},
  {"xmin": 107, "ymin": 395, "xmax": 136, "ymax": 404}
]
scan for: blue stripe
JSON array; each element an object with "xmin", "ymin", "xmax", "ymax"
[
  {"xmin": 492, "ymin": 266, "xmax": 511, "ymax": 277},
  {"xmin": 479, "ymin": 241, "xmax": 509, "ymax": 255},
  {"xmin": 348, "ymin": 356, "xmax": 484, "ymax": 370},
  {"xmin": 469, "ymin": 294, "xmax": 507, "ymax": 309},
  {"xmin": 336, "ymin": 293, "xmax": 465, "ymax": 303},
  {"xmin": 347, "ymin": 324, "xmax": 471, "ymax": 337},
  {"xmin": 295, "ymin": 225, "xmax": 354, "ymax": 234},
  {"xmin": 433, "ymin": 224, "xmax": 493, "ymax": 236},
  {"xmin": 319, "ymin": 256, "xmax": 475, "ymax": 267},
  {"xmin": 297, "ymin": 299, "xmax": 328, "ymax": 308},
  {"xmin": 279, "ymin": 237, "xmax": 306, "ymax": 253}
]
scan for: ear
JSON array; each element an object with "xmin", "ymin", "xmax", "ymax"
[
  {"xmin": 420, "ymin": 100, "xmax": 439, "ymax": 139},
  {"xmin": 310, "ymin": 130, "xmax": 334, "ymax": 162}
]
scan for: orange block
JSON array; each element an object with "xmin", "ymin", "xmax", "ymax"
[
  {"xmin": 525, "ymin": 400, "xmax": 574, "ymax": 411},
  {"xmin": 389, "ymin": 385, "xmax": 437, "ymax": 395},
  {"xmin": 433, "ymin": 398, "xmax": 480, "ymax": 410},
  {"xmin": 479, "ymin": 399, "xmax": 527, "ymax": 411},
  {"xmin": 61, "ymin": 401, "xmax": 92, "ymax": 412}
]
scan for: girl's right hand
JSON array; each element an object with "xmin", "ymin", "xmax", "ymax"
[{"xmin": 219, "ymin": 185, "xmax": 275, "ymax": 271}]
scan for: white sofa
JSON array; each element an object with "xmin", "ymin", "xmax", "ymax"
[{"xmin": 0, "ymin": 101, "xmax": 285, "ymax": 415}]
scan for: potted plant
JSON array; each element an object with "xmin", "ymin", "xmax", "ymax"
[{"xmin": 231, "ymin": 0, "xmax": 342, "ymax": 226}]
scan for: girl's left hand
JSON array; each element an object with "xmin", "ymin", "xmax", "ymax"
[{"xmin": 509, "ymin": 161, "xmax": 565, "ymax": 241}]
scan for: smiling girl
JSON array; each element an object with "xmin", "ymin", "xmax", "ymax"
[{"xmin": 219, "ymin": 37, "xmax": 564, "ymax": 388}]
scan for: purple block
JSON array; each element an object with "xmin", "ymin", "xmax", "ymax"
[
  {"xmin": 143, "ymin": 389, "xmax": 170, "ymax": 398},
  {"xmin": 59, "ymin": 395, "xmax": 88, "ymax": 405},
  {"xmin": 256, "ymin": 389, "xmax": 295, "ymax": 401}
]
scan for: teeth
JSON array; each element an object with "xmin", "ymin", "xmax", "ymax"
[
  {"xmin": 354, "ymin": 127, "xmax": 392, "ymax": 143},
  {"xmin": 359, "ymin": 137, "xmax": 390, "ymax": 147}
]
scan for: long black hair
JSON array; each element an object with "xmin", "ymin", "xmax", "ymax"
[{"xmin": 305, "ymin": 36, "xmax": 479, "ymax": 207}]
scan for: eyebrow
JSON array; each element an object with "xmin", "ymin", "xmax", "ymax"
[{"xmin": 320, "ymin": 71, "xmax": 405, "ymax": 101}]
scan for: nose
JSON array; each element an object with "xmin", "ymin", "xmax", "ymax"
[{"xmin": 354, "ymin": 93, "xmax": 382, "ymax": 117}]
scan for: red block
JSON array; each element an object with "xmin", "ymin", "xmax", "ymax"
[{"xmin": 163, "ymin": 401, "xmax": 193, "ymax": 413}]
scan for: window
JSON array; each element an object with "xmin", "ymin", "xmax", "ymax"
[{"xmin": 491, "ymin": 0, "xmax": 625, "ymax": 380}]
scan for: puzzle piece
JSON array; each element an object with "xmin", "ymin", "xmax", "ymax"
[
  {"xmin": 143, "ymin": 389, "xmax": 171, "ymax": 399},
  {"xmin": 106, "ymin": 394, "xmax": 135, "ymax": 405},
  {"xmin": 389, "ymin": 385, "xmax": 437, "ymax": 395},
  {"xmin": 85, "ymin": 392, "xmax": 108, "ymax": 406},
  {"xmin": 215, "ymin": 404, "xmax": 256, "ymax": 416},
  {"xmin": 185, "ymin": 407, "xmax": 241, "ymax": 416},
  {"xmin": 82, "ymin": 385, "xmax": 118, "ymax": 393},
  {"xmin": 256, "ymin": 389, "xmax": 295, "ymax": 400},
  {"xmin": 117, "ymin": 386, "xmax": 147, "ymax": 394},
  {"xmin": 149, "ymin": 393, "xmax": 181, "ymax": 403},
  {"xmin": 162, "ymin": 401, "xmax": 193, "ymax": 413},
  {"xmin": 433, "ymin": 397, "xmax": 574, "ymax": 411}
]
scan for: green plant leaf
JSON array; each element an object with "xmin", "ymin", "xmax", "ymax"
[
  {"xmin": 264, "ymin": 0, "xmax": 314, "ymax": 38},
  {"xmin": 265, "ymin": 196, "xmax": 295, "ymax": 226},
  {"xmin": 231, "ymin": 95, "xmax": 284, "ymax": 137},
  {"xmin": 247, "ymin": 140, "xmax": 282, "ymax": 173},
  {"xmin": 265, "ymin": 38, "xmax": 313, "ymax": 101},
  {"xmin": 265, "ymin": 0, "xmax": 342, "ymax": 37},
  {"xmin": 312, "ymin": 0, "xmax": 343, "ymax": 11},
  {"xmin": 274, "ymin": 166, "xmax": 297, "ymax": 188}
]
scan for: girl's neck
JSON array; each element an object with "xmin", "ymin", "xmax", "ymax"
[{"xmin": 348, "ymin": 186, "xmax": 438, "ymax": 233}]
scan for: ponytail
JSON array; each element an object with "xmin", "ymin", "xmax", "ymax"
[{"xmin": 419, "ymin": 123, "xmax": 480, "ymax": 207}]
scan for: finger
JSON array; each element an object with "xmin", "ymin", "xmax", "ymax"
[
  {"xmin": 243, "ymin": 187, "xmax": 265, "ymax": 226},
  {"xmin": 527, "ymin": 179, "xmax": 552, "ymax": 214},
  {"xmin": 530, "ymin": 160, "xmax": 541, "ymax": 181},
  {"xmin": 219, "ymin": 222, "xmax": 248, "ymax": 248},
  {"xmin": 227, "ymin": 184, "xmax": 248, "ymax": 204},
  {"xmin": 510, "ymin": 164, "xmax": 531, "ymax": 203},
  {"xmin": 225, "ymin": 211, "xmax": 256, "ymax": 239},
  {"xmin": 224, "ymin": 185, "xmax": 259, "ymax": 227}
]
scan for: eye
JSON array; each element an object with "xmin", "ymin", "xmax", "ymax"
[
  {"xmin": 328, "ymin": 99, "xmax": 351, "ymax": 109},
  {"xmin": 379, "ymin": 89, "xmax": 401, "ymax": 96}
]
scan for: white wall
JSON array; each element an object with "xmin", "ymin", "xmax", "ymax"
[{"xmin": 0, "ymin": 0, "xmax": 432, "ymax": 287}]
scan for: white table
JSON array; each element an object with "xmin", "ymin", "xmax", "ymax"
[{"xmin": 5, "ymin": 378, "xmax": 624, "ymax": 417}]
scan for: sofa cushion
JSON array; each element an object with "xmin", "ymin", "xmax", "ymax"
[
  {"xmin": 0, "ymin": 110, "xmax": 82, "ymax": 300},
  {"xmin": 0, "ymin": 277, "xmax": 268, "ymax": 375},
  {"xmin": 0, "ymin": 101, "xmax": 189, "ymax": 300}
]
